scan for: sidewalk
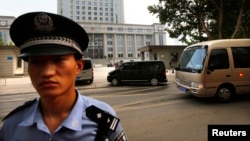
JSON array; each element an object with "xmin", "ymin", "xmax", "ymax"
[{"xmin": 0, "ymin": 67, "xmax": 175, "ymax": 95}]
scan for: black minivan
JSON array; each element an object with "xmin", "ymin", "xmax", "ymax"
[{"xmin": 107, "ymin": 61, "xmax": 168, "ymax": 86}]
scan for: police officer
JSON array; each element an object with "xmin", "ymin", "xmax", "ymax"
[{"xmin": 0, "ymin": 12, "xmax": 127, "ymax": 141}]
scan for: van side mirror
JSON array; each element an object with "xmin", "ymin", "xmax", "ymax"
[{"xmin": 208, "ymin": 64, "xmax": 215, "ymax": 72}]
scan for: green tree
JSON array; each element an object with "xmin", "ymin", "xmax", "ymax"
[
  {"xmin": 0, "ymin": 37, "xmax": 4, "ymax": 46},
  {"xmin": 148, "ymin": 0, "xmax": 250, "ymax": 45}
]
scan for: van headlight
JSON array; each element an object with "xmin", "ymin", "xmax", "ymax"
[
  {"xmin": 175, "ymin": 78, "xmax": 180, "ymax": 83},
  {"xmin": 191, "ymin": 82, "xmax": 203, "ymax": 89}
]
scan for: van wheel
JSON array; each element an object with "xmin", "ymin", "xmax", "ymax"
[
  {"xmin": 111, "ymin": 78, "xmax": 119, "ymax": 86},
  {"xmin": 216, "ymin": 86, "xmax": 234, "ymax": 102},
  {"xmin": 150, "ymin": 78, "xmax": 159, "ymax": 86}
]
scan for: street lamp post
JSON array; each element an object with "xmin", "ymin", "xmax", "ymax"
[{"xmin": 91, "ymin": 26, "xmax": 95, "ymax": 59}]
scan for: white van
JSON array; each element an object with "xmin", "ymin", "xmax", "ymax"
[
  {"xmin": 175, "ymin": 39, "xmax": 250, "ymax": 102},
  {"xmin": 76, "ymin": 58, "xmax": 94, "ymax": 84}
]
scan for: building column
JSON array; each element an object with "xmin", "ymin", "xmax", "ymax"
[
  {"xmin": 124, "ymin": 34, "xmax": 127, "ymax": 59},
  {"xmin": 114, "ymin": 33, "xmax": 117, "ymax": 60}
]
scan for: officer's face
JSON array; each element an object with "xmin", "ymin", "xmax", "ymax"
[{"xmin": 27, "ymin": 54, "xmax": 83, "ymax": 98}]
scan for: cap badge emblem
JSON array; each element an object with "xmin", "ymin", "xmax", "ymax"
[{"xmin": 34, "ymin": 13, "xmax": 54, "ymax": 33}]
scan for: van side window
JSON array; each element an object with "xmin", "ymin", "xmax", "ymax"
[
  {"xmin": 208, "ymin": 49, "xmax": 229, "ymax": 70},
  {"xmin": 121, "ymin": 63, "xmax": 133, "ymax": 71},
  {"xmin": 84, "ymin": 60, "xmax": 92, "ymax": 70},
  {"xmin": 232, "ymin": 47, "xmax": 250, "ymax": 68}
]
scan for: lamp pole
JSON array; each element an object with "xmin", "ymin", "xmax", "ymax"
[{"xmin": 91, "ymin": 26, "xmax": 95, "ymax": 59}]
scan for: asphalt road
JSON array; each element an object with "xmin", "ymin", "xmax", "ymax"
[{"xmin": 1, "ymin": 67, "xmax": 249, "ymax": 140}]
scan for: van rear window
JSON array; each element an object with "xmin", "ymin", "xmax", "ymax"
[{"xmin": 84, "ymin": 60, "xmax": 92, "ymax": 70}]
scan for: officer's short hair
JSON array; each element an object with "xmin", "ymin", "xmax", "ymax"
[{"xmin": 10, "ymin": 12, "xmax": 89, "ymax": 61}]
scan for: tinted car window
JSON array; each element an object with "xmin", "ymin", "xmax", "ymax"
[
  {"xmin": 208, "ymin": 49, "xmax": 229, "ymax": 69},
  {"xmin": 121, "ymin": 63, "xmax": 133, "ymax": 71},
  {"xmin": 84, "ymin": 60, "xmax": 92, "ymax": 70},
  {"xmin": 232, "ymin": 47, "xmax": 250, "ymax": 68}
]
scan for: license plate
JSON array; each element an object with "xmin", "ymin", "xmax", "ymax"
[{"xmin": 179, "ymin": 86, "xmax": 186, "ymax": 92}]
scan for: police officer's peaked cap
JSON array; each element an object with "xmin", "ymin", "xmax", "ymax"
[{"xmin": 10, "ymin": 12, "xmax": 89, "ymax": 60}]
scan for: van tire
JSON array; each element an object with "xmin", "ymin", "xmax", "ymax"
[
  {"xmin": 216, "ymin": 86, "xmax": 234, "ymax": 102},
  {"xmin": 150, "ymin": 78, "xmax": 159, "ymax": 86},
  {"xmin": 111, "ymin": 78, "xmax": 119, "ymax": 86}
]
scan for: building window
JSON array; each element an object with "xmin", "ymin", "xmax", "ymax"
[
  {"xmin": 107, "ymin": 41, "xmax": 113, "ymax": 45},
  {"xmin": 118, "ymin": 27, "xmax": 123, "ymax": 32},
  {"xmin": 146, "ymin": 35, "xmax": 152, "ymax": 39},
  {"xmin": 128, "ymin": 47, "xmax": 133, "ymax": 52},
  {"xmin": 118, "ymin": 54, "xmax": 123, "ymax": 58},
  {"xmin": 118, "ymin": 47, "xmax": 123, "ymax": 52},
  {"xmin": 118, "ymin": 41, "xmax": 123, "ymax": 45},
  {"xmin": 159, "ymin": 34, "xmax": 164, "ymax": 45},
  {"xmin": 128, "ymin": 54, "xmax": 133, "ymax": 57},
  {"xmin": 128, "ymin": 28, "xmax": 133, "ymax": 32},
  {"xmin": 108, "ymin": 47, "xmax": 113, "ymax": 51},
  {"xmin": 117, "ymin": 35, "xmax": 123, "ymax": 39},
  {"xmin": 107, "ymin": 34, "xmax": 113, "ymax": 38},
  {"xmin": 137, "ymin": 28, "xmax": 142, "ymax": 32},
  {"xmin": 128, "ymin": 41, "xmax": 133, "ymax": 45},
  {"xmin": 107, "ymin": 27, "xmax": 113, "ymax": 31},
  {"xmin": 146, "ymin": 41, "xmax": 151, "ymax": 45},
  {"xmin": 108, "ymin": 54, "xmax": 113, "ymax": 58},
  {"xmin": 127, "ymin": 35, "xmax": 133, "ymax": 39},
  {"xmin": 146, "ymin": 28, "xmax": 152, "ymax": 32}
]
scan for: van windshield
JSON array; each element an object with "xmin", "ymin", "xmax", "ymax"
[{"xmin": 178, "ymin": 46, "xmax": 207, "ymax": 73}]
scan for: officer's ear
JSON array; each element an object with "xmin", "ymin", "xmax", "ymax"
[{"xmin": 75, "ymin": 58, "xmax": 84, "ymax": 74}]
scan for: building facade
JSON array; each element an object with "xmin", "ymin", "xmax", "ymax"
[
  {"xmin": 80, "ymin": 22, "xmax": 166, "ymax": 62},
  {"xmin": 57, "ymin": 0, "xmax": 166, "ymax": 62},
  {"xmin": 57, "ymin": 0, "xmax": 124, "ymax": 24}
]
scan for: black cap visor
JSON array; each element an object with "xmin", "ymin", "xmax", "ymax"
[{"xmin": 19, "ymin": 44, "xmax": 79, "ymax": 61}]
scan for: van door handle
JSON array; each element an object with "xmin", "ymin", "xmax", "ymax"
[{"xmin": 226, "ymin": 75, "xmax": 231, "ymax": 77}]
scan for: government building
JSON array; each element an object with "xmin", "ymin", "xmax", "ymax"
[{"xmin": 57, "ymin": 0, "xmax": 166, "ymax": 62}]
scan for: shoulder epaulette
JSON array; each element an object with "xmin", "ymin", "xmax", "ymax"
[
  {"xmin": 2, "ymin": 98, "xmax": 37, "ymax": 121},
  {"xmin": 86, "ymin": 105, "xmax": 120, "ymax": 141},
  {"xmin": 86, "ymin": 105, "xmax": 120, "ymax": 131}
]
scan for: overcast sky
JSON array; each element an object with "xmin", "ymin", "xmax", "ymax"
[
  {"xmin": 0, "ymin": 0, "xmax": 182, "ymax": 45},
  {"xmin": 0, "ymin": 0, "xmax": 160, "ymax": 25}
]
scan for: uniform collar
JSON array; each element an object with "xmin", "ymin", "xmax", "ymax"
[{"xmin": 19, "ymin": 91, "xmax": 85, "ymax": 132}]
